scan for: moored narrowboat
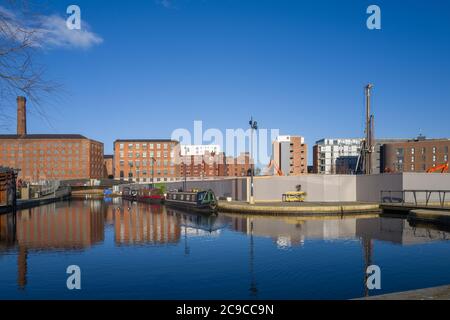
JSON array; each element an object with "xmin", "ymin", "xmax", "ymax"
[
  {"xmin": 122, "ymin": 187, "xmax": 138, "ymax": 201},
  {"xmin": 165, "ymin": 189, "xmax": 218, "ymax": 214},
  {"xmin": 136, "ymin": 187, "xmax": 165, "ymax": 204}
]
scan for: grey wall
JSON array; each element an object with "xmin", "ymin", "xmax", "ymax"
[
  {"xmin": 254, "ymin": 175, "xmax": 356, "ymax": 202},
  {"xmin": 402, "ymin": 173, "xmax": 450, "ymax": 202},
  {"xmin": 356, "ymin": 174, "xmax": 403, "ymax": 202},
  {"xmin": 165, "ymin": 178, "xmax": 248, "ymax": 201},
  {"xmin": 120, "ymin": 173, "xmax": 450, "ymax": 203}
]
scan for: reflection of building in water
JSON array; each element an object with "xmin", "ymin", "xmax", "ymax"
[
  {"xmin": 0, "ymin": 213, "xmax": 16, "ymax": 248},
  {"xmin": 181, "ymin": 226, "xmax": 221, "ymax": 237},
  {"xmin": 114, "ymin": 204, "xmax": 181, "ymax": 245},
  {"xmin": 356, "ymin": 217, "xmax": 450, "ymax": 245},
  {"xmin": 0, "ymin": 201, "xmax": 105, "ymax": 290},
  {"xmin": 231, "ymin": 216, "xmax": 357, "ymax": 247},
  {"xmin": 15, "ymin": 202, "xmax": 104, "ymax": 248}
]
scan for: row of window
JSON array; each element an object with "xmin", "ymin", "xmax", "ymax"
[
  {"xmin": 119, "ymin": 169, "xmax": 175, "ymax": 177},
  {"xmin": 118, "ymin": 143, "xmax": 171, "ymax": 150},
  {"xmin": 397, "ymin": 154, "xmax": 448, "ymax": 164},
  {"xmin": 119, "ymin": 160, "xmax": 175, "ymax": 167},
  {"xmin": 398, "ymin": 146, "xmax": 449, "ymax": 156},
  {"xmin": 119, "ymin": 151, "xmax": 172, "ymax": 159}
]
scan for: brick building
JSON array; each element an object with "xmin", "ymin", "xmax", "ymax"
[
  {"xmin": 0, "ymin": 97, "xmax": 104, "ymax": 181},
  {"xmin": 179, "ymin": 151, "xmax": 253, "ymax": 178},
  {"xmin": 113, "ymin": 139, "xmax": 180, "ymax": 182},
  {"xmin": 271, "ymin": 136, "xmax": 307, "ymax": 175},
  {"xmin": 103, "ymin": 155, "xmax": 114, "ymax": 178},
  {"xmin": 381, "ymin": 136, "xmax": 450, "ymax": 173}
]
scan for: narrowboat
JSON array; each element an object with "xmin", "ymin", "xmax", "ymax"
[
  {"xmin": 136, "ymin": 187, "xmax": 165, "ymax": 204},
  {"xmin": 122, "ymin": 187, "xmax": 138, "ymax": 201},
  {"xmin": 165, "ymin": 189, "xmax": 218, "ymax": 214}
]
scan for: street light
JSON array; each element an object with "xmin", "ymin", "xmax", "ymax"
[{"xmin": 249, "ymin": 117, "xmax": 258, "ymax": 204}]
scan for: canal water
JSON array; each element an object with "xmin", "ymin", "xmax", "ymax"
[{"xmin": 1, "ymin": 199, "xmax": 450, "ymax": 300}]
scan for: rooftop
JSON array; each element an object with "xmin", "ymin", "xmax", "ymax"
[
  {"xmin": 114, "ymin": 139, "xmax": 179, "ymax": 143},
  {"xmin": 0, "ymin": 134, "xmax": 89, "ymax": 140}
]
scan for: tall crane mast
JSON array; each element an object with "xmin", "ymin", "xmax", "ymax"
[{"xmin": 356, "ymin": 84, "xmax": 375, "ymax": 175}]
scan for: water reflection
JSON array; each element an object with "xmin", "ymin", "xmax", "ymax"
[
  {"xmin": 1, "ymin": 200, "xmax": 450, "ymax": 297},
  {"xmin": 227, "ymin": 214, "xmax": 450, "ymax": 247}
]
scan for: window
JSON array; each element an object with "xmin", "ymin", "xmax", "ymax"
[
  {"xmin": 164, "ymin": 143, "xmax": 168, "ymax": 149},
  {"xmin": 411, "ymin": 164, "xmax": 415, "ymax": 171},
  {"xmin": 411, "ymin": 156, "xmax": 415, "ymax": 163},
  {"xmin": 157, "ymin": 144, "xmax": 161, "ymax": 149},
  {"xmin": 128, "ymin": 143, "xmax": 133, "ymax": 149},
  {"xmin": 150, "ymin": 143, "xmax": 154, "ymax": 149},
  {"xmin": 120, "ymin": 152, "xmax": 124, "ymax": 158},
  {"xmin": 136, "ymin": 144, "xmax": 140, "ymax": 149},
  {"xmin": 411, "ymin": 147, "xmax": 415, "ymax": 155},
  {"xmin": 433, "ymin": 147, "xmax": 436, "ymax": 154},
  {"xmin": 143, "ymin": 152, "xmax": 147, "ymax": 158},
  {"xmin": 421, "ymin": 147, "xmax": 426, "ymax": 154}
]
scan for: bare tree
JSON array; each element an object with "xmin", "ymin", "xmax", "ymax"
[{"xmin": 0, "ymin": 0, "xmax": 58, "ymax": 128}]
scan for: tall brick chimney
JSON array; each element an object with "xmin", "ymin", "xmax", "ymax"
[{"xmin": 17, "ymin": 96, "xmax": 27, "ymax": 136}]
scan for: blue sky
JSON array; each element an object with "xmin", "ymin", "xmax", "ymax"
[{"xmin": 4, "ymin": 0, "xmax": 450, "ymax": 158}]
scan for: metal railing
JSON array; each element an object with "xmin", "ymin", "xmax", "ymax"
[{"xmin": 380, "ymin": 190, "xmax": 450, "ymax": 208}]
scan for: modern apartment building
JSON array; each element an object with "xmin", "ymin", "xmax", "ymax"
[
  {"xmin": 271, "ymin": 136, "xmax": 307, "ymax": 176},
  {"xmin": 381, "ymin": 136, "xmax": 450, "ymax": 173},
  {"xmin": 113, "ymin": 139, "xmax": 180, "ymax": 182},
  {"xmin": 0, "ymin": 97, "xmax": 104, "ymax": 181},
  {"xmin": 312, "ymin": 139, "xmax": 362, "ymax": 174}
]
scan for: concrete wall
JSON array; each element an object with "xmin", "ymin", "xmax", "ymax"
[
  {"xmin": 254, "ymin": 175, "xmax": 357, "ymax": 202},
  {"xmin": 121, "ymin": 173, "xmax": 450, "ymax": 203},
  {"xmin": 165, "ymin": 178, "xmax": 248, "ymax": 201},
  {"xmin": 356, "ymin": 174, "xmax": 403, "ymax": 202},
  {"xmin": 402, "ymin": 173, "xmax": 450, "ymax": 202}
]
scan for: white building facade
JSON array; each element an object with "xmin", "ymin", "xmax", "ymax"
[{"xmin": 313, "ymin": 138, "xmax": 362, "ymax": 174}]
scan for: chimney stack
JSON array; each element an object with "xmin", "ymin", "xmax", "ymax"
[{"xmin": 17, "ymin": 96, "xmax": 27, "ymax": 136}]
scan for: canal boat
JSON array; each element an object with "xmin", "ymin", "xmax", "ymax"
[
  {"xmin": 136, "ymin": 187, "xmax": 165, "ymax": 204},
  {"xmin": 122, "ymin": 187, "xmax": 138, "ymax": 201},
  {"xmin": 165, "ymin": 189, "xmax": 218, "ymax": 214}
]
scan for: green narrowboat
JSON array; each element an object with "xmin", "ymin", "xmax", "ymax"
[{"xmin": 165, "ymin": 189, "xmax": 218, "ymax": 214}]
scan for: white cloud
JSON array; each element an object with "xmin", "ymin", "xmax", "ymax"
[
  {"xmin": 37, "ymin": 15, "xmax": 103, "ymax": 49},
  {"xmin": 156, "ymin": 0, "xmax": 175, "ymax": 9},
  {"xmin": 0, "ymin": 6, "xmax": 103, "ymax": 50}
]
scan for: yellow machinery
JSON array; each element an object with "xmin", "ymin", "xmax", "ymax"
[{"xmin": 282, "ymin": 191, "xmax": 307, "ymax": 202}]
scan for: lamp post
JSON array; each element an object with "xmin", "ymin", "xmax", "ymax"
[{"xmin": 249, "ymin": 117, "xmax": 258, "ymax": 204}]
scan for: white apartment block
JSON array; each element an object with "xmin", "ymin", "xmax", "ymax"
[{"xmin": 313, "ymin": 138, "xmax": 362, "ymax": 174}]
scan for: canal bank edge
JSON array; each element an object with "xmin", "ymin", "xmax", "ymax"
[
  {"xmin": 217, "ymin": 201, "xmax": 381, "ymax": 215},
  {"xmin": 356, "ymin": 284, "xmax": 450, "ymax": 300}
]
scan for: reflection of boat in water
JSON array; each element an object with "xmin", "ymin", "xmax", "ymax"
[
  {"xmin": 122, "ymin": 187, "xmax": 164, "ymax": 204},
  {"xmin": 165, "ymin": 190, "xmax": 218, "ymax": 214},
  {"xmin": 166, "ymin": 208, "xmax": 227, "ymax": 233}
]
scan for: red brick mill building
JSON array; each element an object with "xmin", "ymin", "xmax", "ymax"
[{"xmin": 0, "ymin": 97, "xmax": 104, "ymax": 182}]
